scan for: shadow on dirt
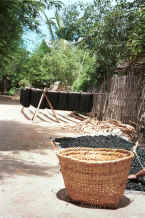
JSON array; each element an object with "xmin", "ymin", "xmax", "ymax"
[
  {"xmin": 0, "ymin": 120, "xmax": 53, "ymax": 151},
  {"xmin": 0, "ymin": 153, "xmax": 59, "ymax": 179},
  {"xmin": 57, "ymin": 188, "xmax": 132, "ymax": 210},
  {"xmin": 0, "ymin": 95, "xmax": 19, "ymax": 105}
]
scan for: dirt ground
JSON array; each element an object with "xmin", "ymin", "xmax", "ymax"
[{"xmin": 0, "ymin": 95, "xmax": 145, "ymax": 218}]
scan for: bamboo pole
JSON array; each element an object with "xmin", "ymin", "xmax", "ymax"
[
  {"xmin": 32, "ymin": 88, "xmax": 60, "ymax": 123},
  {"xmin": 43, "ymin": 88, "xmax": 60, "ymax": 123},
  {"xmin": 32, "ymin": 90, "xmax": 45, "ymax": 121}
]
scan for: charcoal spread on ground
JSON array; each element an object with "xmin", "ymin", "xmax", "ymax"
[{"xmin": 55, "ymin": 135, "xmax": 145, "ymax": 192}]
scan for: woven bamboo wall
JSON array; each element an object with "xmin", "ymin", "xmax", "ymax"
[
  {"xmin": 92, "ymin": 93, "xmax": 107, "ymax": 120},
  {"xmin": 92, "ymin": 74, "xmax": 145, "ymax": 124},
  {"xmin": 104, "ymin": 74, "xmax": 144, "ymax": 123}
]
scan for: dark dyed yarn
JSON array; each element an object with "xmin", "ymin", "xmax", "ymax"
[
  {"xmin": 67, "ymin": 92, "xmax": 81, "ymax": 111},
  {"xmin": 30, "ymin": 89, "xmax": 37, "ymax": 108},
  {"xmin": 30, "ymin": 89, "xmax": 46, "ymax": 109},
  {"xmin": 20, "ymin": 88, "xmax": 31, "ymax": 107},
  {"xmin": 21, "ymin": 89, "xmax": 94, "ymax": 113},
  {"xmin": 79, "ymin": 93, "xmax": 93, "ymax": 113},
  {"xmin": 45, "ymin": 91, "xmax": 59, "ymax": 109},
  {"xmin": 56, "ymin": 92, "xmax": 69, "ymax": 110},
  {"xmin": 20, "ymin": 88, "xmax": 24, "ymax": 106}
]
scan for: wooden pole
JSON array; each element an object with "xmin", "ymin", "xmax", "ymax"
[
  {"xmin": 32, "ymin": 90, "xmax": 45, "ymax": 121},
  {"xmin": 32, "ymin": 88, "xmax": 60, "ymax": 123},
  {"xmin": 43, "ymin": 88, "xmax": 60, "ymax": 123}
]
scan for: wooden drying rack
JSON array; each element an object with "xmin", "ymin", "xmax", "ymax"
[{"xmin": 31, "ymin": 88, "xmax": 60, "ymax": 122}]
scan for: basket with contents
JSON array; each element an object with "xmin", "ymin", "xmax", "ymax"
[{"xmin": 57, "ymin": 147, "xmax": 134, "ymax": 208}]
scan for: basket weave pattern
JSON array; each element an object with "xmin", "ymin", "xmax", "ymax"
[{"xmin": 57, "ymin": 147, "xmax": 133, "ymax": 208}]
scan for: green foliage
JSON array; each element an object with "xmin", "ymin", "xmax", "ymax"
[
  {"xmin": 8, "ymin": 87, "xmax": 16, "ymax": 96},
  {"xmin": 57, "ymin": 0, "xmax": 145, "ymax": 88},
  {"xmin": 19, "ymin": 79, "xmax": 31, "ymax": 88},
  {"xmin": 0, "ymin": 0, "xmax": 63, "ymax": 94},
  {"xmin": 72, "ymin": 53, "xmax": 96, "ymax": 91},
  {"xmin": 1, "ymin": 0, "xmax": 144, "ymax": 94},
  {"xmin": 6, "ymin": 36, "xmax": 94, "ymax": 91},
  {"xmin": 72, "ymin": 74, "xmax": 92, "ymax": 92},
  {"xmin": 1, "ymin": 46, "xmax": 30, "ymax": 88},
  {"xmin": 127, "ymin": 4, "xmax": 145, "ymax": 57},
  {"xmin": 0, "ymin": 0, "xmax": 63, "ymax": 75},
  {"xmin": 45, "ymin": 10, "xmax": 63, "ymax": 41},
  {"xmin": 24, "ymin": 42, "xmax": 94, "ymax": 88}
]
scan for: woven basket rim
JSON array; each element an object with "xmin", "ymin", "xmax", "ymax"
[{"xmin": 56, "ymin": 147, "xmax": 134, "ymax": 164}]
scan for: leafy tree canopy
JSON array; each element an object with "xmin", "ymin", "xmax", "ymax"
[
  {"xmin": 57, "ymin": 0, "xmax": 145, "ymax": 89},
  {"xmin": 1, "ymin": 0, "xmax": 144, "ymax": 93},
  {"xmin": 0, "ymin": 0, "xmax": 63, "ymax": 69},
  {"xmin": 21, "ymin": 40, "xmax": 95, "ymax": 89}
]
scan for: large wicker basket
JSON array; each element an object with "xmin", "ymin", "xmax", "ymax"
[{"xmin": 57, "ymin": 147, "xmax": 134, "ymax": 208}]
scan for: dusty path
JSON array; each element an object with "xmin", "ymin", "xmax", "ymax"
[
  {"xmin": 0, "ymin": 95, "xmax": 80, "ymax": 182},
  {"xmin": 0, "ymin": 96, "xmax": 73, "ymax": 217},
  {"xmin": 0, "ymin": 96, "xmax": 145, "ymax": 218}
]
